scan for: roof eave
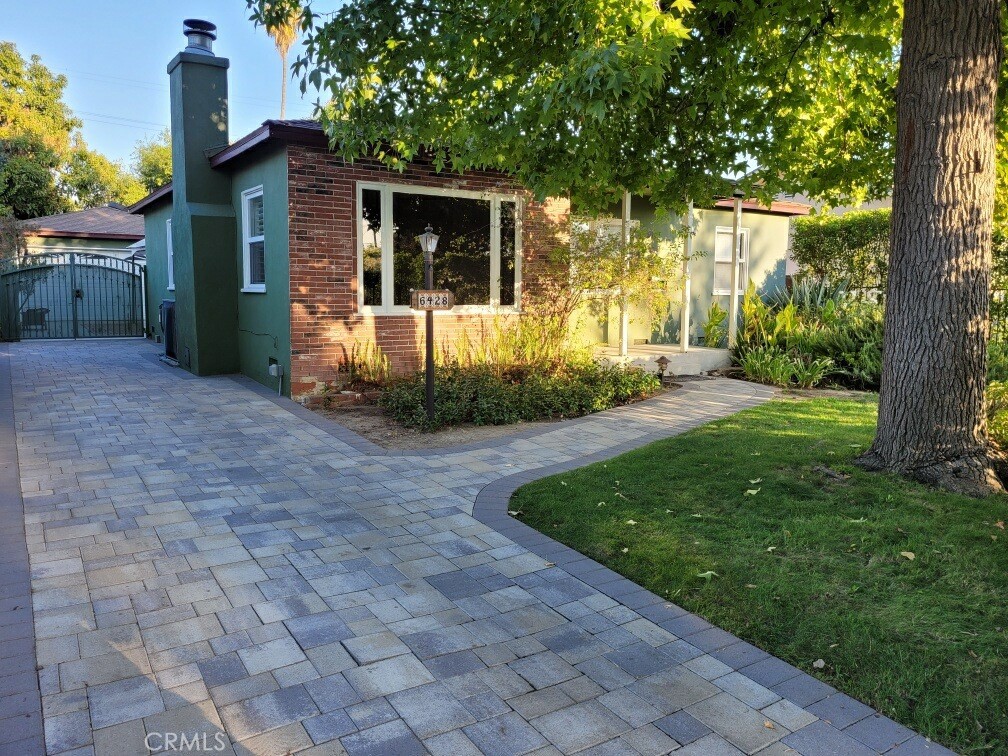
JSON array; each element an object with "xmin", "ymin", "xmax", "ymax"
[
  {"xmin": 209, "ymin": 121, "xmax": 328, "ymax": 169},
  {"xmin": 129, "ymin": 183, "xmax": 174, "ymax": 215},
  {"xmin": 29, "ymin": 230, "xmax": 145, "ymax": 241}
]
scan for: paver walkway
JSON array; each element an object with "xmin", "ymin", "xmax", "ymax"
[{"xmin": 1, "ymin": 340, "xmax": 950, "ymax": 756}]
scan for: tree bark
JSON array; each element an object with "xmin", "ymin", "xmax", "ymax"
[{"xmin": 858, "ymin": 0, "xmax": 1005, "ymax": 496}]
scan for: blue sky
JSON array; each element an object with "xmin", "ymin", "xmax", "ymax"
[{"xmin": 4, "ymin": 1, "xmax": 342, "ymax": 165}]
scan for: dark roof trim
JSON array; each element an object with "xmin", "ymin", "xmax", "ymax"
[
  {"xmin": 129, "ymin": 183, "xmax": 173, "ymax": 215},
  {"xmin": 712, "ymin": 198, "xmax": 811, "ymax": 217},
  {"xmin": 30, "ymin": 229, "xmax": 143, "ymax": 241},
  {"xmin": 209, "ymin": 120, "xmax": 327, "ymax": 168}
]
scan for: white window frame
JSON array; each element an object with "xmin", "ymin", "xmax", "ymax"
[
  {"xmin": 356, "ymin": 181, "xmax": 523, "ymax": 315},
  {"xmin": 241, "ymin": 185, "xmax": 266, "ymax": 293},
  {"xmin": 166, "ymin": 218, "xmax": 175, "ymax": 292},
  {"xmin": 712, "ymin": 226, "xmax": 750, "ymax": 296}
]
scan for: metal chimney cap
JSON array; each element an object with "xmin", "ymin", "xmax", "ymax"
[{"xmin": 183, "ymin": 19, "xmax": 217, "ymax": 54}]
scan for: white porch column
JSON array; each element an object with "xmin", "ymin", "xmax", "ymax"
[
  {"xmin": 679, "ymin": 201, "xmax": 694, "ymax": 353},
  {"xmin": 727, "ymin": 193, "xmax": 743, "ymax": 345},
  {"xmin": 619, "ymin": 190, "xmax": 631, "ymax": 357}
]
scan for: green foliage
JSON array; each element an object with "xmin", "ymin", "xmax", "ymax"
[
  {"xmin": 734, "ymin": 281, "xmax": 883, "ymax": 389},
  {"xmin": 989, "ymin": 340, "xmax": 1008, "ymax": 382},
  {"xmin": 335, "ymin": 340, "xmax": 391, "ymax": 387},
  {"xmin": 132, "ymin": 129, "xmax": 172, "ymax": 194},
  {"xmin": 247, "ymin": 0, "xmax": 900, "ymax": 212},
  {"xmin": 441, "ymin": 315, "xmax": 589, "ymax": 377},
  {"xmin": 986, "ymin": 381, "xmax": 1008, "ymax": 446},
  {"xmin": 1, "ymin": 42, "xmax": 147, "ymax": 216},
  {"xmin": 702, "ymin": 301, "xmax": 728, "ymax": 348},
  {"xmin": 61, "ymin": 142, "xmax": 145, "ymax": 208},
  {"xmin": 565, "ymin": 221, "xmax": 684, "ymax": 351},
  {"xmin": 0, "ymin": 214, "xmax": 31, "ymax": 262},
  {"xmin": 380, "ymin": 362, "xmax": 659, "ymax": 430},
  {"xmin": 791, "ymin": 209, "xmax": 890, "ymax": 293},
  {"xmin": 513, "ymin": 397, "xmax": 1008, "ymax": 754},
  {"xmin": 739, "ymin": 345, "xmax": 833, "ymax": 389},
  {"xmin": 1, "ymin": 42, "xmax": 78, "ymax": 218}
]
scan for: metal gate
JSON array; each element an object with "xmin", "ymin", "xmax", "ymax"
[{"xmin": 0, "ymin": 252, "xmax": 146, "ymax": 341}]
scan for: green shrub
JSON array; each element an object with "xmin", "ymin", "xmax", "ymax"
[
  {"xmin": 733, "ymin": 281, "xmax": 881, "ymax": 390},
  {"xmin": 989, "ymin": 340, "xmax": 1008, "ymax": 382},
  {"xmin": 987, "ymin": 380, "xmax": 1008, "ymax": 446},
  {"xmin": 379, "ymin": 362, "xmax": 660, "ymax": 430},
  {"xmin": 739, "ymin": 346, "xmax": 833, "ymax": 389},
  {"xmin": 702, "ymin": 301, "xmax": 728, "ymax": 347},
  {"xmin": 792, "ymin": 209, "xmax": 890, "ymax": 293}
]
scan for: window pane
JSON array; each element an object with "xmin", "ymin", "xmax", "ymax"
[
  {"xmin": 361, "ymin": 189, "xmax": 383, "ymax": 307},
  {"xmin": 714, "ymin": 261, "xmax": 732, "ymax": 292},
  {"xmin": 248, "ymin": 194, "xmax": 264, "ymax": 238},
  {"xmin": 392, "ymin": 192, "xmax": 491, "ymax": 306},
  {"xmin": 249, "ymin": 240, "xmax": 265, "ymax": 285},
  {"xmin": 500, "ymin": 201, "xmax": 517, "ymax": 306},
  {"xmin": 714, "ymin": 230, "xmax": 733, "ymax": 262}
]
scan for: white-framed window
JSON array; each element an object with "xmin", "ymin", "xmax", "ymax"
[
  {"xmin": 241, "ymin": 186, "xmax": 266, "ymax": 292},
  {"xmin": 166, "ymin": 218, "xmax": 175, "ymax": 291},
  {"xmin": 357, "ymin": 182, "xmax": 522, "ymax": 313},
  {"xmin": 713, "ymin": 226, "xmax": 750, "ymax": 295}
]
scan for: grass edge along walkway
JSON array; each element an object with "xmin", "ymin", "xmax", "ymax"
[{"xmin": 511, "ymin": 396, "xmax": 1008, "ymax": 755}]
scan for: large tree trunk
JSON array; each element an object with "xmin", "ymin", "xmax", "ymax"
[{"xmin": 859, "ymin": 0, "xmax": 1005, "ymax": 496}]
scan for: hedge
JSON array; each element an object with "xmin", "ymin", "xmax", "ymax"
[{"xmin": 791, "ymin": 209, "xmax": 890, "ymax": 292}]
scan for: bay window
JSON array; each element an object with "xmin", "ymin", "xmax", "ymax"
[{"xmin": 357, "ymin": 183, "xmax": 521, "ymax": 312}]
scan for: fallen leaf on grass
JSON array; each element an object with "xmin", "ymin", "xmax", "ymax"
[
  {"xmin": 744, "ymin": 488, "xmax": 761, "ymax": 496},
  {"xmin": 847, "ymin": 516, "xmax": 867, "ymax": 524},
  {"xmin": 766, "ymin": 546, "xmax": 777, "ymax": 552},
  {"xmin": 900, "ymin": 551, "xmax": 915, "ymax": 561},
  {"xmin": 621, "ymin": 548, "xmax": 629, "ymax": 553},
  {"xmin": 745, "ymin": 583, "xmax": 757, "ymax": 589},
  {"xmin": 749, "ymin": 478, "xmax": 763, "ymax": 484},
  {"xmin": 626, "ymin": 519, "xmax": 638, "ymax": 525},
  {"xmin": 812, "ymin": 659, "xmax": 826, "ymax": 669},
  {"xmin": 507, "ymin": 510, "xmax": 522, "ymax": 516},
  {"xmin": 995, "ymin": 520, "xmax": 1005, "ymax": 530},
  {"xmin": 696, "ymin": 570, "xmax": 719, "ymax": 580}
]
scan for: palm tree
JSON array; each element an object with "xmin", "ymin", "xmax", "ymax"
[{"xmin": 265, "ymin": 6, "xmax": 302, "ymax": 119}]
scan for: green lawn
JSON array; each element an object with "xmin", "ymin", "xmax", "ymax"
[{"xmin": 511, "ymin": 396, "xmax": 1008, "ymax": 754}]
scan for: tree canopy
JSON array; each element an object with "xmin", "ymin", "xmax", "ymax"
[
  {"xmin": 249, "ymin": 0, "xmax": 906, "ymax": 212},
  {"xmin": 1, "ymin": 41, "xmax": 146, "ymax": 218},
  {"xmin": 132, "ymin": 128, "xmax": 172, "ymax": 194}
]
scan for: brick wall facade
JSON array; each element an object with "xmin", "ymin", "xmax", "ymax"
[{"xmin": 286, "ymin": 144, "xmax": 570, "ymax": 399}]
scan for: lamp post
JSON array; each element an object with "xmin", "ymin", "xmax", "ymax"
[{"xmin": 418, "ymin": 224, "xmax": 440, "ymax": 422}]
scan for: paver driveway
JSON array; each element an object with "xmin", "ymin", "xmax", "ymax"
[{"xmin": 1, "ymin": 340, "xmax": 947, "ymax": 755}]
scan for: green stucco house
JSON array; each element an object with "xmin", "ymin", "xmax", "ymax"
[{"xmin": 131, "ymin": 19, "xmax": 806, "ymax": 399}]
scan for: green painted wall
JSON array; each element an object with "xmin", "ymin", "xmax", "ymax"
[
  {"xmin": 230, "ymin": 147, "xmax": 291, "ymax": 396},
  {"xmin": 25, "ymin": 237, "xmax": 135, "ymax": 256},
  {"xmin": 141, "ymin": 200, "xmax": 173, "ymax": 340},
  {"xmin": 168, "ymin": 50, "xmax": 239, "ymax": 376},
  {"xmin": 575, "ymin": 197, "xmax": 791, "ymax": 346}
]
